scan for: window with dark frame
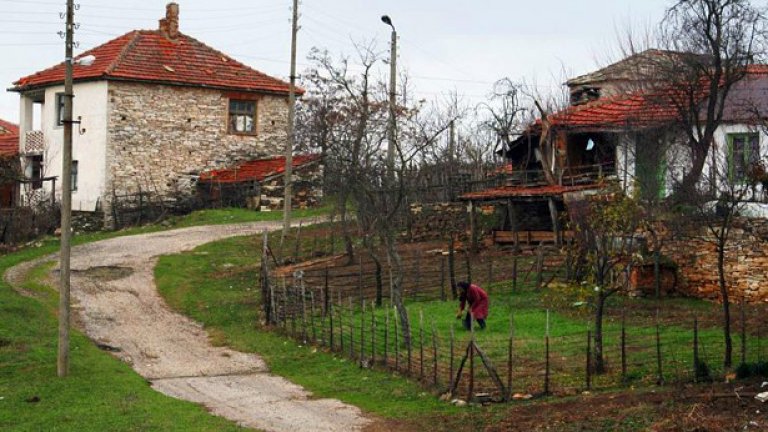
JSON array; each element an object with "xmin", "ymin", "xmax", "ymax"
[
  {"xmin": 55, "ymin": 93, "xmax": 66, "ymax": 127},
  {"xmin": 71, "ymin": 160, "xmax": 78, "ymax": 192},
  {"xmin": 728, "ymin": 133, "xmax": 760, "ymax": 183},
  {"xmin": 228, "ymin": 100, "xmax": 256, "ymax": 134}
]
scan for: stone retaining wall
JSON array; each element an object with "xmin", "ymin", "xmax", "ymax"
[{"xmin": 662, "ymin": 217, "xmax": 768, "ymax": 303}]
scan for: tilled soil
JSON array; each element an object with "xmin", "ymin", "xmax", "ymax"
[{"xmin": 5, "ymin": 221, "xmax": 372, "ymax": 432}]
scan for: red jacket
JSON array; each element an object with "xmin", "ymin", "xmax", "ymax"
[{"xmin": 459, "ymin": 284, "xmax": 488, "ymax": 319}]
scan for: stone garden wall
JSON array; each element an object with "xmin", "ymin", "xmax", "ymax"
[{"xmin": 662, "ymin": 217, "xmax": 768, "ymax": 303}]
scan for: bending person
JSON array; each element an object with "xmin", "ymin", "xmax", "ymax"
[{"xmin": 456, "ymin": 281, "xmax": 488, "ymax": 330}]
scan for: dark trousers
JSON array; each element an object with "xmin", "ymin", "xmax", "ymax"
[{"xmin": 463, "ymin": 313, "xmax": 486, "ymax": 330}]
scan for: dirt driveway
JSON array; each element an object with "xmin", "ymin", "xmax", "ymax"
[{"xmin": 5, "ymin": 221, "xmax": 372, "ymax": 432}]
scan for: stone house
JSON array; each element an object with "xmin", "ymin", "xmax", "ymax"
[{"xmin": 10, "ymin": 3, "xmax": 299, "ymax": 226}]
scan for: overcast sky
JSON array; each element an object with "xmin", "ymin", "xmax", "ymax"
[{"xmin": 0, "ymin": 0, "xmax": 672, "ymax": 123}]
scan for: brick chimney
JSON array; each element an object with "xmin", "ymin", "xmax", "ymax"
[{"xmin": 159, "ymin": 2, "xmax": 180, "ymax": 40}]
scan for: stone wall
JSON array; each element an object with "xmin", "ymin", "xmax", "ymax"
[
  {"xmin": 662, "ymin": 217, "xmax": 768, "ymax": 303},
  {"xmin": 105, "ymin": 82, "xmax": 288, "ymax": 220}
]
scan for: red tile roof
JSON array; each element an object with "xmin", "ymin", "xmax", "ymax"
[
  {"xmin": 199, "ymin": 154, "xmax": 321, "ymax": 184},
  {"xmin": 0, "ymin": 119, "xmax": 19, "ymax": 157},
  {"xmin": 12, "ymin": 30, "xmax": 300, "ymax": 95},
  {"xmin": 544, "ymin": 92, "xmax": 680, "ymax": 132},
  {"xmin": 460, "ymin": 184, "xmax": 598, "ymax": 201},
  {"xmin": 540, "ymin": 65, "xmax": 768, "ymax": 133}
]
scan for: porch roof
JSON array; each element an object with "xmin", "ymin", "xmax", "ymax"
[
  {"xmin": 198, "ymin": 154, "xmax": 320, "ymax": 184},
  {"xmin": 459, "ymin": 184, "xmax": 598, "ymax": 202}
]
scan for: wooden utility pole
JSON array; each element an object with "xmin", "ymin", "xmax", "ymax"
[
  {"xmin": 281, "ymin": 0, "xmax": 299, "ymax": 243},
  {"xmin": 58, "ymin": 0, "xmax": 75, "ymax": 377},
  {"xmin": 382, "ymin": 15, "xmax": 397, "ymax": 175}
]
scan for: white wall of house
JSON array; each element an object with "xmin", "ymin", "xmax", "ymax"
[
  {"xmin": 617, "ymin": 124, "xmax": 767, "ymax": 200},
  {"xmin": 19, "ymin": 81, "xmax": 109, "ymax": 211}
]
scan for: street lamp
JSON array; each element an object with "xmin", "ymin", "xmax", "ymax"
[{"xmin": 381, "ymin": 15, "xmax": 396, "ymax": 174}]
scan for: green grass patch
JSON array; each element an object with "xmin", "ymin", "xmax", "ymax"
[{"xmin": 0, "ymin": 243, "xmax": 245, "ymax": 431}]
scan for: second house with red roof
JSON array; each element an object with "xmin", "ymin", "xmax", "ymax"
[{"xmin": 10, "ymin": 3, "xmax": 311, "ymax": 227}]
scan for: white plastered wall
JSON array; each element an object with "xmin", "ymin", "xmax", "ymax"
[{"xmin": 36, "ymin": 81, "xmax": 109, "ymax": 211}]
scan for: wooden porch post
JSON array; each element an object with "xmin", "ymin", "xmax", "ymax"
[
  {"xmin": 506, "ymin": 199, "xmax": 519, "ymax": 250},
  {"xmin": 469, "ymin": 200, "xmax": 478, "ymax": 254},
  {"xmin": 547, "ymin": 197, "xmax": 561, "ymax": 247}
]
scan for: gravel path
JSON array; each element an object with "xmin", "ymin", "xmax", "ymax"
[{"xmin": 5, "ymin": 221, "xmax": 372, "ymax": 432}]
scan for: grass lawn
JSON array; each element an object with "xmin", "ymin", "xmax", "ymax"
[{"xmin": 0, "ymin": 206, "xmax": 330, "ymax": 431}]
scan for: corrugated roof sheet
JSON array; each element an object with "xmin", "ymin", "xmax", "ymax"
[{"xmin": 198, "ymin": 154, "xmax": 321, "ymax": 184}]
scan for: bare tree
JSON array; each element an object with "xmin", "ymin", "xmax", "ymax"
[
  {"xmin": 569, "ymin": 183, "xmax": 644, "ymax": 373},
  {"xmin": 655, "ymin": 0, "xmax": 767, "ymax": 197}
]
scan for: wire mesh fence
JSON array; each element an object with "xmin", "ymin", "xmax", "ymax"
[{"xmin": 259, "ymin": 230, "xmax": 768, "ymax": 402}]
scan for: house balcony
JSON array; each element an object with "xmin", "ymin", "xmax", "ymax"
[{"xmin": 23, "ymin": 130, "xmax": 45, "ymax": 155}]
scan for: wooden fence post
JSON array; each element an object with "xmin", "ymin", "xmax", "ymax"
[
  {"xmin": 621, "ymin": 314, "xmax": 627, "ymax": 384},
  {"xmin": 371, "ymin": 303, "xmax": 376, "ymax": 366},
  {"xmin": 449, "ymin": 234, "xmax": 457, "ymax": 299},
  {"xmin": 310, "ymin": 290, "xmax": 316, "ymax": 343},
  {"xmin": 512, "ymin": 254, "xmax": 518, "ymax": 293},
  {"xmin": 693, "ymin": 316, "xmax": 700, "ymax": 383},
  {"xmin": 329, "ymin": 301, "xmax": 335, "ymax": 350},
  {"xmin": 323, "ymin": 266, "xmax": 330, "ymax": 317},
  {"xmin": 741, "ymin": 298, "xmax": 747, "ymax": 366},
  {"xmin": 360, "ymin": 300, "xmax": 366, "ymax": 368},
  {"xmin": 656, "ymin": 313, "xmax": 664, "ymax": 386},
  {"xmin": 586, "ymin": 330, "xmax": 592, "ymax": 391},
  {"xmin": 358, "ymin": 259, "xmax": 364, "ymax": 307},
  {"xmin": 440, "ymin": 256, "xmax": 447, "ymax": 301},
  {"xmin": 384, "ymin": 307, "xmax": 389, "ymax": 367},
  {"xmin": 468, "ymin": 318, "xmax": 475, "ymax": 402},
  {"xmin": 419, "ymin": 310, "xmax": 425, "ymax": 381},
  {"xmin": 450, "ymin": 326, "xmax": 455, "ymax": 393},
  {"xmin": 338, "ymin": 300, "xmax": 344, "ymax": 354},
  {"xmin": 507, "ymin": 313, "xmax": 514, "ymax": 401},
  {"xmin": 432, "ymin": 322, "xmax": 438, "ymax": 386},
  {"xmin": 349, "ymin": 297, "xmax": 354, "ymax": 359},
  {"xmin": 301, "ymin": 278, "xmax": 307, "ymax": 343},
  {"xmin": 544, "ymin": 309, "xmax": 550, "ymax": 395},
  {"xmin": 394, "ymin": 307, "xmax": 400, "ymax": 371}
]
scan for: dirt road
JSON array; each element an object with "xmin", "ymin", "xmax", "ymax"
[{"xmin": 5, "ymin": 222, "xmax": 371, "ymax": 432}]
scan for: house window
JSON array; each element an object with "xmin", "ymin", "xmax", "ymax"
[
  {"xmin": 26, "ymin": 155, "xmax": 43, "ymax": 190},
  {"xmin": 728, "ymin": 133, "xmax": 760, "ymax": 183},
  {"xmin": 228, "ymin": 100, "xmax": 256, "ymax": 134},
  {"xmin": 56, "ymin": 93, "xmax": 66, "ymax": 127},
  {"xmin": 71, "ymin": 160, "xmax": 78, "ymax": 192}
]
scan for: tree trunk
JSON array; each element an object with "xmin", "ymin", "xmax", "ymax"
[
  {"xmin": 384, "ymin": 229, "xmax": 411, "ymax": 347},
  {"xmin": 594, "ymin": 292, "xmax": 607, "ymax": 374},
  {"xmin": 718, "ymin": 240, "xmax": 733, "ymax": 368},
  {"xmin": 677, "ymin": 139, "xmax": 709, "ymax": 198},
  {"xmin": 337, "ymin": 191, "xmax": 355, "ymax": 265}
]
